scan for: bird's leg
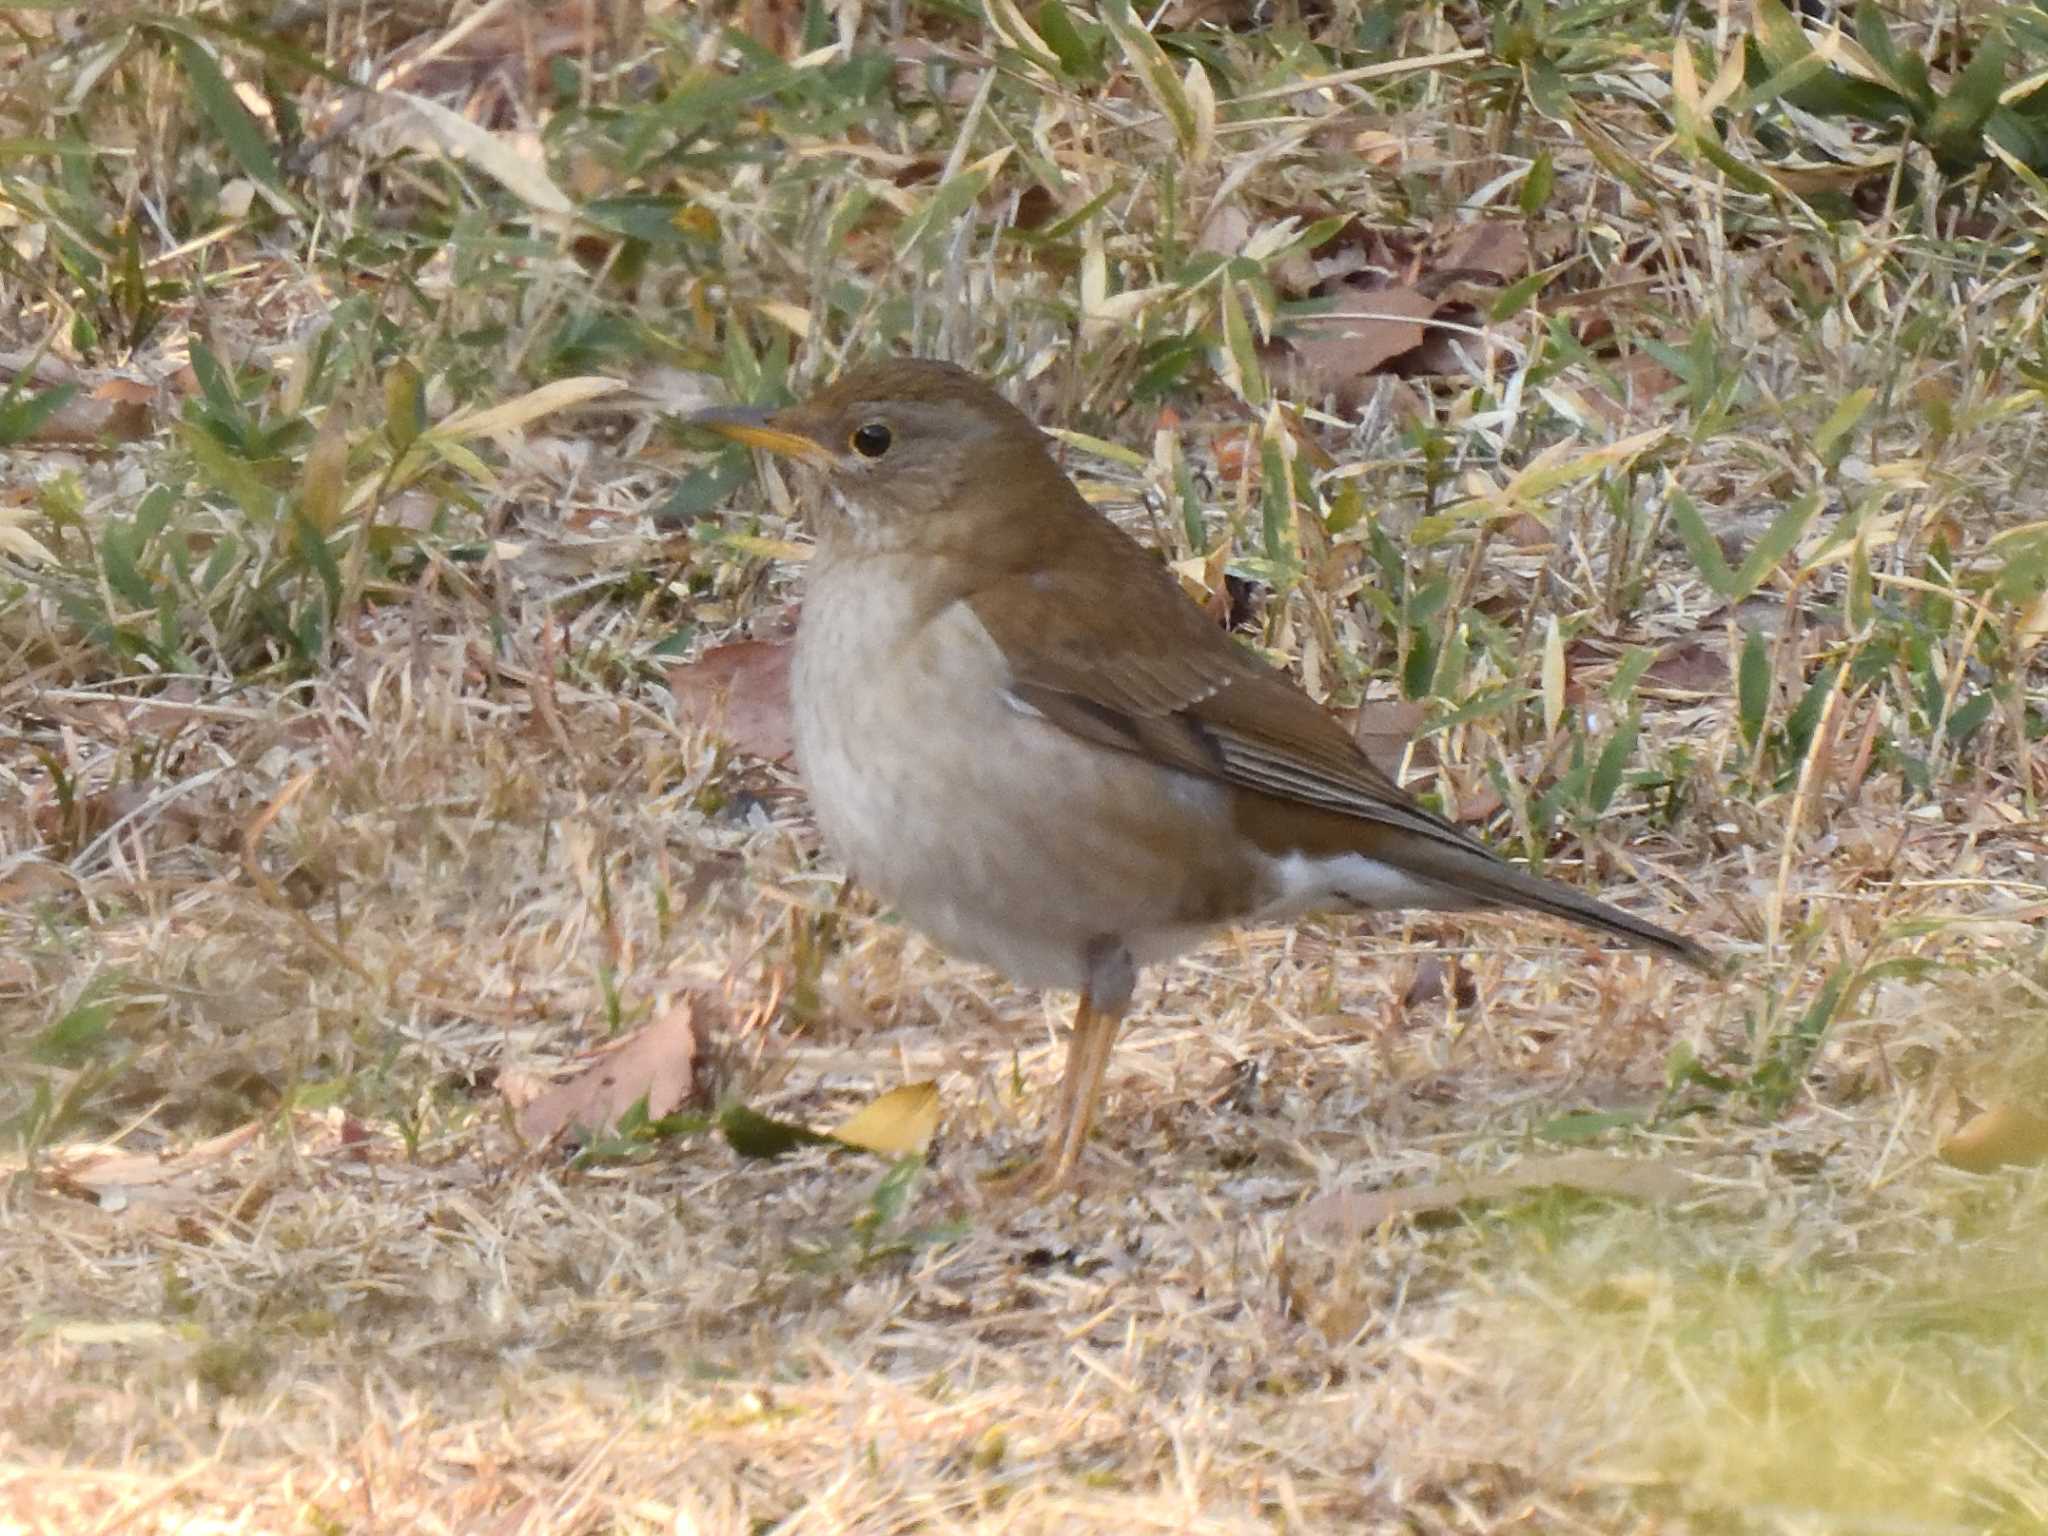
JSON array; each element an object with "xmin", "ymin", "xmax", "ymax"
[
  {"xmin": 989, "ymin": 940, "xmax": 1135, "ymax": 1198},
  {"xmin": 1034, "ymin": 987, "xmax": 1124, "ymax": 1191}
]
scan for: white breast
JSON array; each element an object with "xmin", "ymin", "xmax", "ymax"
[{"xmin": 789, "ymin": 552, "xmax": 1238, "ymax": 990}]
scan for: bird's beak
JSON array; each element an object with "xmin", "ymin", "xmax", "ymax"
[{"xmin": 684, "ymin": 404, "xmax": 835, "ymax": 465}]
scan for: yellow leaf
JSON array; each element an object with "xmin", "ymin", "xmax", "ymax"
[
  {"xmin": 830, "ymin": 1081, "xmax": 941, "ymax": 1157},
  {"xmin": 1542, "ymin": 615, "xmax": 1565, "ymax": 737},
  {"xmin": 393, "ymin": 91, "xmax": 573, "ymax": 214},
  {"xmin": 430, "ymin": 376, "xmax": 625, "ymax": 443},
  {"xmin": 299, "ymin": 403, "xmax": 350, "ymax": 533},
  {"xmin": 0, "ymin": 506, "xmax": 54, "ymax": 566},
  {"xmin": 753, "ymin": 300, "xmax": 812, "ymax": 339}
]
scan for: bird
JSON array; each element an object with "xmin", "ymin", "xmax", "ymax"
[{"xmin": 686, "ymin": 358, "xmax": 1712, "ymax": 1195}]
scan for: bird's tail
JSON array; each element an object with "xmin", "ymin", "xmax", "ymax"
[{"xmin": 1409, "ymin": 841, "xmax": 1716, "ymax": 972}]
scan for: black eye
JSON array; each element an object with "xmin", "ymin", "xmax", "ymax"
[{"xmin": 850, "ymin": 422, "xmax": 891, "ymax": 458}]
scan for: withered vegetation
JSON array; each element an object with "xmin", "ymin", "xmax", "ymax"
[{"xmin": 2, "ymin": 2, "xmax": 2044, "ymax": 1531}]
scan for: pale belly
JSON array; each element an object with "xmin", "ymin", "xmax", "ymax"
[{"xmin": 791, "ymin": 559, "xmax": 1245, "ymax": 991}]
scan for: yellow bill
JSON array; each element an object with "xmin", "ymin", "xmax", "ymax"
[{"xmin": 685, "ymin": 404, "xmax": 834, "ymax": 464}]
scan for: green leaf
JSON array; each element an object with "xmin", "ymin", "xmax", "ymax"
[
  {"xmin": 1945, "ymin": 690, "xmax": 1994, "ymax": 745},
  {"xmin": 383, "ymin": 360, "xmax": 424, "ymax": 454},
  {"xmin": 33, "ymin": 998, "xmax": 115, "ymax": 1065},
  {"xmin": 1755, "ymin": 966, "xmax": 1850, "ymax": 1114},
  {"xmin": 1742, "ymin": 1, "xmax": 1913, "ymax": 123},
  {"xmin": 153, "ymin": 25, "xmax": 286, "ymax": 193},
  {"xmin": 1737, "ymin": 626, "xmax": 1772, "ymax": 746},
  {"xmin": 188, "ymin": 343, "xmax": 243, "ymax": 429},
  {"xmin": 1810, "ymin": 386, "xmax": 1874, "ymax": 466},
  {"xmin": 1489, "ymin": 263, "xmax": 1555, "ymax": 323},
  {"xmin": 0, "ymin": 383, "xmax": 79, "ymax": 447},
  {"xmin": 1519, "ymin": 148, "xmax": 1555, "ymax": 214},
  {"xmin": 1401, "ymin": 629, "xmax": 1437, "ymax": 701},
  {"xmin": 1259, "ymin": 434, "xmax": 1293, "ymax": 566},
  {"xmin": 1220, "ymin": 280, "xmax": 1266, "ymax": 406},
  {"xmin": 1924, "ymin": 38, "xmax": 2009, "ymax": 166},
  {"xmin": 583, "ymin": 196, "xmax": 718, "ymax": 246},
  {"xmin": 1853, "ymin": 0, "xmax": 1933, "ymax": 111},
  {"xmin": 1666, "ymin": 486, "xmax": 1737, "ymax": 596},
  {"xmin": 654, "ymin": 448, "xmax": 752, "ymax": 525},
  {"xmin": 1782, "ymin": 662, "xmax": 1839, "ymax": 760},
  {"xmin": 1522, "ymin": 56, "xmax": 1572, "ymax": 122},
  {"xmin": 716, "ymin": 1103, "xmax": 832, "ymax": 1159},
  {"xmin": 1691, "ymin": 131, "xmax": 1783, "ymax": 198},
  {"xmin": 100, "ymin": 522, "xmax": 157, "ymax": 609},
  {"xmin": 1589, "ymin": 712, "xmax": 1640, "ymax": 814},
  {"xmin": 894, "ymin": 165, "xmax": 991, "ymax": 258},
  {"xmin": 1099, "ymin": 0, "xmax": 1196, "ymax": 152},
  {"xmin": 1607, "ymin": 645, "xmax": 1657, "ymax": 702},
  {"xmin": 864, "ymin": 1154, "xmax": 924, "ymax": 1228},
  {"xmin": 177, "ymin": 424, "xmax": 280, "ymax": 527},
  {"xmin": 1986, "ymin": 105, "xmax": 2048, "ymax": 178},
  {"xmin": 1036, "ymin": 0, "xmax": 1103, "ymax": 81},
  {"xmin": 1848, "ymin": 530, "xmax": 1874, "ymax": 630},
  {"xmin": 1536, "ymin": 1109, "xmax": 1645, "ymax": 1143},
  {"xmin": 293, "ymin": 511, "xmax": 342, "ymax": 615},
  {"xmin": 1729, "ymin": 489, "xmax": 1822, "ymax": 599}
]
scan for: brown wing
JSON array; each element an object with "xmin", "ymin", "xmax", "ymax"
[
  {"xmin": 963, "ymin": 538, "xmax": 1482, "ymax": 858},
  {"xmin": 964, "ymin": 551, "xmax": 1712, "ymax": 970}
]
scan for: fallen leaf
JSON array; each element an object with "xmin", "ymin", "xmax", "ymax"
[
  {"xmin": 390, "ymin": 92, "xmax": 573, "ymax": 215},
  {"xmin": 1585, "ymin": 350, "xmax": 1683, "ymax": 427},
  {"xmin": 0, "ymin": 503, "xmax": 56, "ymax": 565},
  {"xmin": 1940, "ymin": 1104, "xmax": 2048, "ymax": 1172},
  {"xmin": 38, "ymin": 1121, "xmax": 263, "ymax": 1193},
  {"xmin": 1350, "ymin": 697, "xmax": 1427, "ymax": 777},
  {"xmin": 1296, "ymin": 1152, "xmax": 1702, "ymax": 1242},
  {"xmin": 1641, "ymin": 636, "xmax": 1728, "ymax": 695},
  {"xmin": 831, "ymin": 1081, "xmax": 942, "ymax": 1157},
  {"xmin": 1432, "ymin": 219, "xmax": 1530, "ymax": 283},
  {"xmin": 1, "ymin": 371, "xmax": 153, "ymax": 446},
  {"xmin": 1400, "ymin": 954, "xmax": 1447, "ymax": 1008},
  {"xmin": 669, "ymin": 639, "xmax": 796, "ymax": 761},
  {"xmin": 716, "ymin": 1102, "xmax": 832, "ymax": 1159},
  {"xmin": 1276, "ymin": 284, "xmax": 1439, "ymax": 405},
  {"xmin": 517, "ymin": 998, "xmax": 706, "ymax": 1143}
]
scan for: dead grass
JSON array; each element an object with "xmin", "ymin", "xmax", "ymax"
[{"xmin": 4, "ymin": 1, "xmax": 2047, "ymax": 1532}]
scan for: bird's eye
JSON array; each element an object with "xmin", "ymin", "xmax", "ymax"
[{"xmin": 849, "ymin": 423, "xmax": 892, "ymax": 459}]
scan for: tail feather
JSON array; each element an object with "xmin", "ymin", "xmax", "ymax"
[{"xmin": 1410, "ymin": 842, "xmax": 1714, "ymax": 972}]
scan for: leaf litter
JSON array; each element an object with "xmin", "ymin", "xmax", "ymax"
[{"xmin": 2, "ymin": 3, "xmax": 2046, "ymax": 1533}]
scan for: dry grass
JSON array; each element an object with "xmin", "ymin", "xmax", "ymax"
[{"xmin": 4, "ymin": 2, "xmax": 2047, "ymax": 1532}]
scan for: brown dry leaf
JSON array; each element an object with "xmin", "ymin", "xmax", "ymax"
[
  {"xmin": 7, "ymin": 373, "xmax": 154, "ymax": 445},
  {"xmin": 35, "ymin": 779, "xmax": 210, "ymax": 854},
  {"xmin": 667, "ymin": 639, "xmax": 795, "ymax": 762},
  {"xmin": 1451, "ymin": 778, "xmax": 1504, "ymax": 824},
  {"xmin": 1196, "ymin": 203, "xmax": 1254, "ymax": 259},
  {"xmin": 382, "ymin": 0, "xmax": 621, "ymax": 105},
  {"xmin": 741, "ymin": 0, "xmax": 805, "ymax": 57},
  {"xmin": 0, "ymin": 499, "xmax": 56, "ymax": 565},
  {"xmin": 1296, "ymin": 1152, "xmax": 1701, "ymax": 1242},
  {"xmin": 830, "ymin": 1081, "xmax": 942, "ymax": 1157},
  {"xmin": 1642, "ymin": 636, "xmax": 1729, "ymax": 695},
  {"xmin": 1940, "ymin": 1104, "xmax": 2048, "ymax": 1172},
  {"xmin": 1400, "ymin": 954, "xmax": 1448, "ymax": 1009},
  {"xmin": 517, "ymin": 998, "xmax": 707, "ymax": 1143},
  {"xmin": 35, "ymin": 1121, "xmax": 263, "ymax": 1193},
  {"xmin": 1350, "ymin": 697, "xmax": 1427, "ymax": 778},
  {"xmin": 1583, "ymin": 350, "xmax": 1684, "ymax": 428},
  {"xmin": 1278, "ymin": 285, "xmax": 1439, "ymax": 404},
  {"xmin": 1433, "ymin": 220, "xmax": 1530, "ymax": 283}
]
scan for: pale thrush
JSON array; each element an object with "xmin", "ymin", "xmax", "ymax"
[{"xmin": 688, "ymin": 358, "xmax": 1711, "ymax": 1193}]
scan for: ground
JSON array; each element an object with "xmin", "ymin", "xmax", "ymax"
[{"xmin": 2, "ymin": 3, "xmax": 2046, "ymax": 1533}]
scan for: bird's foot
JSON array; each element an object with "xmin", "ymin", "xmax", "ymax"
[{"xmin": 974, "ymin": 1149, "xmax": 1086, "ymax": 1205}]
